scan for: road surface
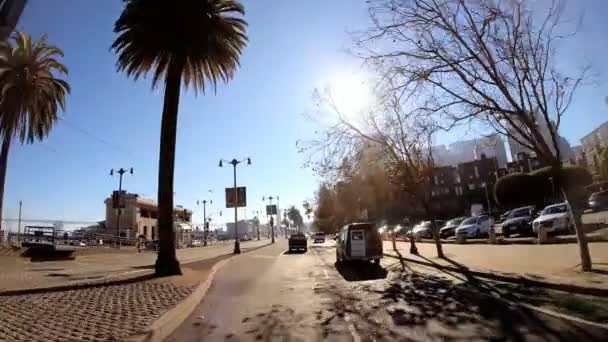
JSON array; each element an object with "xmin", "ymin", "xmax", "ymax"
[{"xmin": 167, "ymin": 239, "xmax": 608, "ymax": 341}]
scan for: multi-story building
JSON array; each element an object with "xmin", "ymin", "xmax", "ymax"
[
  {"xmin": 430, "ymin": 155, "xmax": 500, "ymax": 217},
  {"xmin": 580, "ymin": 120, "xmax": 608, "ymax": 175},
  {"xmin": 104, "ymin": 192, "xmax": 193, "ymax": 245},
  {"xmin": 0, "ymin": 0, "xmax": 26, "ymax": 40},
  {"xmin": 433, "ymin": 134, "xmax": 508, "ymax": 168},
  {"xmin": 507, "ymin": 111, "xmax": 573, "ymax": 163},
  {"xmin": 226, "ymin": 219, "xmax": 257, "ymax": 239}
]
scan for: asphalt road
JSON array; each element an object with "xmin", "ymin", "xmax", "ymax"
[{"xmin": 167, "ymin": 239, "xmax": 608, "ymax": 341}]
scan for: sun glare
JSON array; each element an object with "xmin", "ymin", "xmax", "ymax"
[{"xmin": 325, "ymin": 72, "xmax": 372, "ymax": 120}]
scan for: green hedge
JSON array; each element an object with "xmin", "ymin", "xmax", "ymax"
[{"xmin": 494, "ymin": 166, "xmax": 592, "ymax": 209}]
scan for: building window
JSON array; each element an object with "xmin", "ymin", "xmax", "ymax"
[
  {"xmin": 468, "ymin": 183, "xmax": 475, "ymax": 190},
  {"xmin": 455, "ymin": 186, "xmax": 463, "ymax": 196},
  {"xmin": 481, "ymin": 182, "xmax": 486, "ymax": 188},
  {"xmin": 455, "ymin": 173, "xmax": 461, "ymax": 183},
  {"xmin": 474, "ymin": 166, "xmax": 479, "ymax": 178},
  {"xmin": 434, "ymin": 175, "xmax": 438, "ymax": 185},
  {"xmin": 151, "ymin": 227, "xmax": 155, "ymax": 240},
  {"xmin": 431, "ymin": 190, "xmax": 436, "ymax": 197},
  {"xmin": 143, "ymin": 226, "xmax": 148, "ymax": 237}
]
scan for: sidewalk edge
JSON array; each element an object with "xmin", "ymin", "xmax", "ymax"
[{"xmin": 383, "ymin": 252, "xmax": 608, "ymax": 296}]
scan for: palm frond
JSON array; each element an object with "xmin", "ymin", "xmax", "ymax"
[
  {"xmin": 0, "ymin": 31, "xmax": 70, "ymax": 144},
  {"xmin": 111, "ymin": 0, "xmax": 248, "ymax": 94}
]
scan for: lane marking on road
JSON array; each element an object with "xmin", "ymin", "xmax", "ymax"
[{"xmin": 344, "ymin": 313, "xmax": 361, "ymax": 342}]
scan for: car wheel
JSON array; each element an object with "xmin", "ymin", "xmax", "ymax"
[
  {"xmin": 336, "ymin": 250, "xmax": 341, "ymax": 262},
  {"xmin": 504, "ymin": 229, "xmax": 510, "ymax": 238},
  {"xmin": 303, "ymin": 248, "xmax": 307, "ymax": 253},
  {"xmin": 475, "ymin": 229, "xmax": 481, "ymax": 237}
]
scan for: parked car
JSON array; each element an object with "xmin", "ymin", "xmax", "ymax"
[
  {"xmin": 501, "ymin": 206, "xmax": 536, "ymax": 237},
  {"xmin": 533, "ymin": 202, "xmax": 574, "ymax": 235},
  {"xmin": 312, "ymin": 232, "xmax": 325, "ymax": 243},
  {"xmin": 439, "ymin": 217, "xmax": 466, "ymax": 239},
  {"xmin": 288, "ymin": 232, "xmax": 307, "ymax": 252},
  {"xmin": 588, "ymin": 190, "xmax": 608, "ymax": 212},
  {"xmin": 455, "ymin": 215, "xmax": 491, "ymax": 238},
  {"xmin": 336, "ymin": 222, "xmax": 383, "ymax": 264},
  {"xmin": 412, "ymin": 221, "xmax": 433, "ymax": 239}
]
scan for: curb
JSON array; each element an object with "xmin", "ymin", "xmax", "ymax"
[
  {"xmin": 126, "ymin": 257, "xmax": 235, "ymax": 342},
  {"xmin": 383, "ymin": 252, "xmax": 608, "ymax": 297},
  {"xmin": 126, "ymin": 241, "xmax": 275, "ymax": 342},
  {"xmin": 0, "ymin": 269, "xmax": 156, "ymax": 296},
  {"xmin": 407, "ymin": 234, "xmax": 608, "ymax": 245},
  {"xmin": 0, "ymin": 241, "xmax": 274, "ymax": 296}
]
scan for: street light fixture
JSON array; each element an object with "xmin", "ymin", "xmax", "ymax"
[
  {"xmin": 110, "ymin": 167, "xmax": 133, "ymax": 248},
  {"xmin": 219, "ymin": 157, "xmax": 251, "ymax": 254}
]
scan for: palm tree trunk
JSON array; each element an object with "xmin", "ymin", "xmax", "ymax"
[
  {"xmin": 0, "ymin": 135, "xmax": 12, "ymax": 235},
  {"xmin": 154, "ymin": 56, "xmax": 185, "ymax": 276}
]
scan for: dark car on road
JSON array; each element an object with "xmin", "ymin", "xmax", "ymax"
[
  {"xmin": 439, "ymin": 217, "xmax": 466, "ymax": 239},
  {"xmin": 336, "ymin": 222, "xmax": 383, "ymax": 264},
  {"xmin": 288, "ymin": 232, "xmax": 307, "ymax": 252},
  {"xmin": 588, "ymin": 190, "xmax": 608, "ymax": 212},
  {"xmin": 312, "ymin": 232, "xmax": 325, "ymax": 243},
  {"xmin": 501, "ymin": 206, "xmax": 536, "ymax": 237}
]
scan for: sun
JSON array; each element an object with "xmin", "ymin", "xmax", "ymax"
[{"xmin": 325, "ymin": 72, "xmax": 372, "ymax": 120}]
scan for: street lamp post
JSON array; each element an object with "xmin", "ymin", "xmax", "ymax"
[
  {"xmin": 253, "ymin": 210, "xmax": 260, "ymax": 240},
  {"xmin": 110, "ymin": 167, "xmax": 133, "ymax": 248},
  {"xmin": 197, "ymin": 197, "xmax": 212, "ymax": 246},
  {"xmin": 262, "ymin": 196, "xmax": 278, "ymax": 243},
  {"xmin": 219, "ymin": 158, "xmax": 251, "ymax": 254}
]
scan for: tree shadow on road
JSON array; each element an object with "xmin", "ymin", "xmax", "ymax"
[{"xmin": 334, "ymin": 260, "xmax": 388, "ymax": 282}]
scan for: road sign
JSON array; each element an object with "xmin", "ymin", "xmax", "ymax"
[
  {"xmin": 225, "ymin": 187, "xmax": 247, "ymax": 208},
  {"xmin": 266, "ymin": 204, "xmax": 277, "ymax": 215}
]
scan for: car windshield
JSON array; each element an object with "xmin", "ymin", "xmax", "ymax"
[
  {"xmin": 446, "ymin": 218, "xmax": 464, "ymax": 226},
  {"xmin": 461, "ymin": 217, "xmax": 477, "ymax": 225},
  {"xmin": 542, "ymin": 205, "xmax": 568, "ymax": 215},
  {"xmin": 510, "ymin": 208, "xmax": 531, "ymax": 218}
]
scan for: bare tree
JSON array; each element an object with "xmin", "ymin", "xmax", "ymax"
[
  {"xmin": 300, "ymin": 81, "xmax": 445, "ymax": 258},
  {"xmin": 354, "ymin": 0, "xmax": 592, "ymax": 271}
]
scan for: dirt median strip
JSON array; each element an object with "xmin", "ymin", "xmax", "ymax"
[
  {"xmin": 0, "ymin": 241, "xmax": 274, "ymax": 296},
  {"xmin": 384, "ymin": 252, "xmax": 608, "ymax": 297}
]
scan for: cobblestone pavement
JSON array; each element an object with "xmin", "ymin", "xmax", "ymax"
[{"xmin": 0, "ymin": 279, "xmax": 194, "ymax": 342}]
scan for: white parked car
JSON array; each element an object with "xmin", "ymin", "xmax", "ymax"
[
  {"xmin": 412, "ymin": 221, "xmax": 433, "ymax": 239},
  {"xmin": 533, "ymin": 202, "xmax": 574, "ymax": 235},
  {"xmin": 455, "ymin": 215, "xmax": 491, "ymax": 238}
]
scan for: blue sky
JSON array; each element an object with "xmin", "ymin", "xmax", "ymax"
[{"xmin": 3, "ymin": 0, "xmax": 607, "ymax": 228}]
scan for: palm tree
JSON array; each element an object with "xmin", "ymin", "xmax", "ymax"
[
  {"xmin": 112, "ymin": 0, "xmax": 248, "ymax": 276},
  {"xmin": 0, "ymin": 32, "xmax": 70, "ymax": 234}
]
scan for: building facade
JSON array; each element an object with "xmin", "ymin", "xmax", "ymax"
[
  {"xmin": 104, "ymin": 192, "xmax": 193, "ymax": 245},
  {"xmin": 433, "ymin": 134, "xmax": 508, "ymax": 168},
  {"xmin": 580, "ymin": 120, "xmax": 608, "ymax": 175}
]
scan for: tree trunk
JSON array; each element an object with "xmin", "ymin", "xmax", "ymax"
[
  {"xmin": 154, "ymin": 56, "xmax": 185, "ymax": 276},
  {"xmin": 0, "ymin": 135, "xmax": 12, "ymax": 235},
  {"xmin": 431, "ymin": 219, "xmax": 444, "ymax": 258},
  {"xmin": 391, "ymin": 227, "xmax": 397, "ymax": 251},
  {"xmin": 562, "ymin": 186, "xmax": 592, "ymax": 271}
]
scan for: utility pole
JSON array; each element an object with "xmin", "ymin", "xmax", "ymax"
[
  {"xmin": 17, "ymin": 200, "xmax": 22, "ymax": 244},
  {"xmin": 219, "ymin": 158, "xmax": 251, "ymax": 254},
  {"xmin": 110, "ymin": 167, "xmax": 133, "ymax": 248}
]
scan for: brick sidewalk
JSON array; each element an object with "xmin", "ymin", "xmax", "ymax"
[
  {"xmin": 0, "ymin": 252, "xmax": 233, "ymax": 342},
  {"xmin": 384, "ymin": 241, "xmax": 608, "ymax": 290},
  {"xmin": 0, "ymin": 239, "xmax": 271, "ymax": 293}
]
